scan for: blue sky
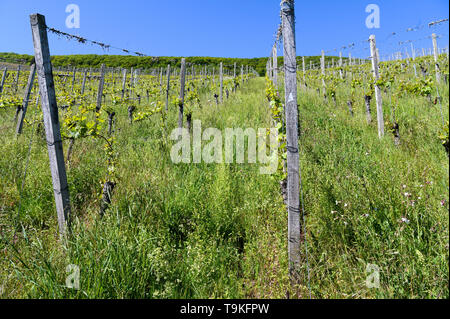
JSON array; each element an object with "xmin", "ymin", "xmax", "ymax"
[{"xmin": 0, "ymin": 0, "xmax": 448, "ymax": 59}]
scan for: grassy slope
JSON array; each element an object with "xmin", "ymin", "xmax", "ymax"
[
  {"xmin": 0, "ymin": 74, "xmax": 448, "ymax": 298},
  {"xmin": 0, "ymin": 77, "xmax": 292, "ymax": 298},
  {"xmin": 295, "ymin": 79, "xmax": 449, "ymax": 298}
]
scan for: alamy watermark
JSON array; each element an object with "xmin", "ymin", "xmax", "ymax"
[
  {"xmin": 65, "ymin": 4, "xmax": 80, "ymax": 29},
  {"xmin": 365, "ymin": 4, "xmax": 380, "ymax": 29},
  {"xmin": 66, "ymin": 264, "xmax": 80, "ymax": 290},
  {"xmin": 365, "ymin": 263, "xmax": 380, "ymax": 288},
  {"xmin": 170, "ymin": 120, "xmax": 279, "ymax": 175}
]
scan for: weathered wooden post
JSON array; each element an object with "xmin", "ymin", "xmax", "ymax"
[
  {"xmin": 0, "ymin": 67, "xmax": 7, "ymax": 96},
  {"xmin": 14, "ymin": 65, "xmax": 21, "ymax": 92},
  {"xmin": 339, "ymin": 51, "xmax": 343, "ymax": 79},
  {"xmin": 96, "ymin": 64, "xmax": 106, "ymax": 112},
  {"xmin": 321, "ymin": 50, "xmax": 326, "ymax": 98},
  {"xmin": 80, "ymin": 69, "xmax": 87, "ymax": 95},
  {"xmin": 165, "ymin": 64, "xmax": 171, "ymax": 112},
  {"xmin": 121, "ymin": 68, "xmax": 127, "ymax": 99},
  {"xmin": 129, "ymin": 67, "xmax": 134, "ymax": 88},
  {"xmin": 369, "ymin": 35, "xmax": 384, "ymax": 138},
  {"xmin": 30, "ymin": 13, "xmax": 71, "ymax": 236},
  {"xmin": 302, "ymin": 56, "xmax": 306, "ymax": 87},
  {"xmin": 16, "ymin": 63, "xmax": 37, "ymax": 134},
  {"xmin": 281, "ymin": 0, "xmax": 301, "ymax": 280},
  {"xmin": 273, "ymin": 46, "xmax": 278, "ymax": 89},
  {"xmin": 88, "ymin": 67, "xmax": 93, "ymax": 84},
  {"xmin": 219, "ymin": 62, "xmax": 224, "ymax": 103},
  {"xmin": 134, "ymin": 68, "xmax": 140, "ymax": 86},
  {"xmin": 178, "ymin": 58, "xmax": 186, "ymax": 129},
  {"xmin": 410, "ymin": 43, "xmax": 416, "ymax": 60},
  {"xmin": 71, "ymin": 66, "xmax": 76, "ymax": 92},
  {"xmin": 246, "ymin": 65, "xmax": 249, "ymax": 83},
  {"xmin": 432, "ymin": 33, "xmax": 441, "ymax": 84},
  {"xmin": 269, "ymin": 53, "xmax": 273, "ymax": 81}
]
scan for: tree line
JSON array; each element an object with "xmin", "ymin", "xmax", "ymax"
[{"xmin": 0, "ymin": 52, "xmax": 345, "ymax": 76}]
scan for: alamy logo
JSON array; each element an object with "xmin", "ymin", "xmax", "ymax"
[
  {"xmin": 365, "ymin": 4, "xmax": 380, "ymax": 29},
  {"xmin": 170, "ymin": 120, "xmax": 279, "ymax": 175},
  {"xmin": 66, "ymin": 264, "xmax": 80, "ymax": 290},
  {"xmin": 65, "ymin": 4, "xmax": 80, "ymax": 29},
  {"xmin": 365, "ymin": 263, "xmax": 380, "ymax": 288}
]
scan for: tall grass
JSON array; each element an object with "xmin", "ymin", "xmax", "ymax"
[{"xmin": 0, "ymin": 71, "xmax": 448, "ymax": 298}]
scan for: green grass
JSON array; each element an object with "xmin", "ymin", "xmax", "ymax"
[
  {"xmin": 295, "ymin": 79, "xmax": 449, "ymax": 298},
  {"xmin": 0, "ymin": 72, "xmax": 448, "ymax": 298},
  {"xmin": 0, "ymin": 78, "xmax": 291, "ymax": 298}
]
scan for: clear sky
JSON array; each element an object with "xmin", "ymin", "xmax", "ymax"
[{"xmin": 0, "ymin": 0, "xmax": 448, "ymax": 59}]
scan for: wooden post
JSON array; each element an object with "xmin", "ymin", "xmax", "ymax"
[
  {"xmin": 71, "ymin": 66, "xmax": 76, "ymax": 92},
  {"xmin": 269, "ymin": 54, "xmax": 273, "ymax": 81},
  {"xmin": 219, "ymin": 62, "xmax": 224, "ymax": 103},
  {"xmin": 178, "ymin": 58, "xmax": 186, "ymax": 128},
  {"xmin": 246, "ymin": 65, "xmax": 249, "ymax": 82},
  {"xmin": 273, "ymin": 46, "xmax": 278, "ymax": 89},
  {"xmin": 165, "ymin": 64, "xmax": 171, "ymax": 112},
  {"xmin": 281, "ymin": 0, "xmax": 301, "ymax": 278},
  {"xmin": 432, "ymin": 33, "xmax": 441, "ymax": 84},
  {"xmin": 241, "ymin": 64, "xmax": 244, "ymax": 86},
  {"xmin": 369, "ymin": 35, "xmax": 384, "ymax": 138},
  {"xmin": 15, "ymin": 65, "xmax": 21, "ymax": 92},
  {"xmin": 16, "ymin": 63, "xmax": 37, "ymax": 134},
  {"xmin": 0, "ymin": 67, "xmax": 7, "ymax": 96},
  {"xmin": 81, "ymin": 69, "xmax": 87, "ymax": 95},
  {"xmin": 30, "ymin": 13, "xmax": 71, "ymax": 236},
  {"xmin": 233, "ymin": 62, "xmax": 237, "ymax": 78},
  {"xmin": 130, "ymin": 67, "xmax": 134, "ymax": 87},
  {"xmin": 302, "ymin": 56, "xmax": 306, "ymax": 86},
  {"xmin": 321, "ymin": 50, "xmax": 326, "ymax": 98},
  {"xmin": 121, "ymin": 68, "xmax": 127, "ymax": 99},
  {"xmin": 89, "ymin": 67, "xmax": 93, "ymax": 83},
  {"xmin": 339, "ymin": 51, "xmax": 343, "ymax": 79},
  {"xmin": 96, "ymin": 64, "xmax": 106, "ymax": 112},
  {"xmin": 134, "ymin": 69, "xmax": 139, "ymax": 86}
]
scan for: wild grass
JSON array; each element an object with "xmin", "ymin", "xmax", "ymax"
[{"xmin": 0, "ymin": 69, "xmax": 448, "ymax": 298}]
